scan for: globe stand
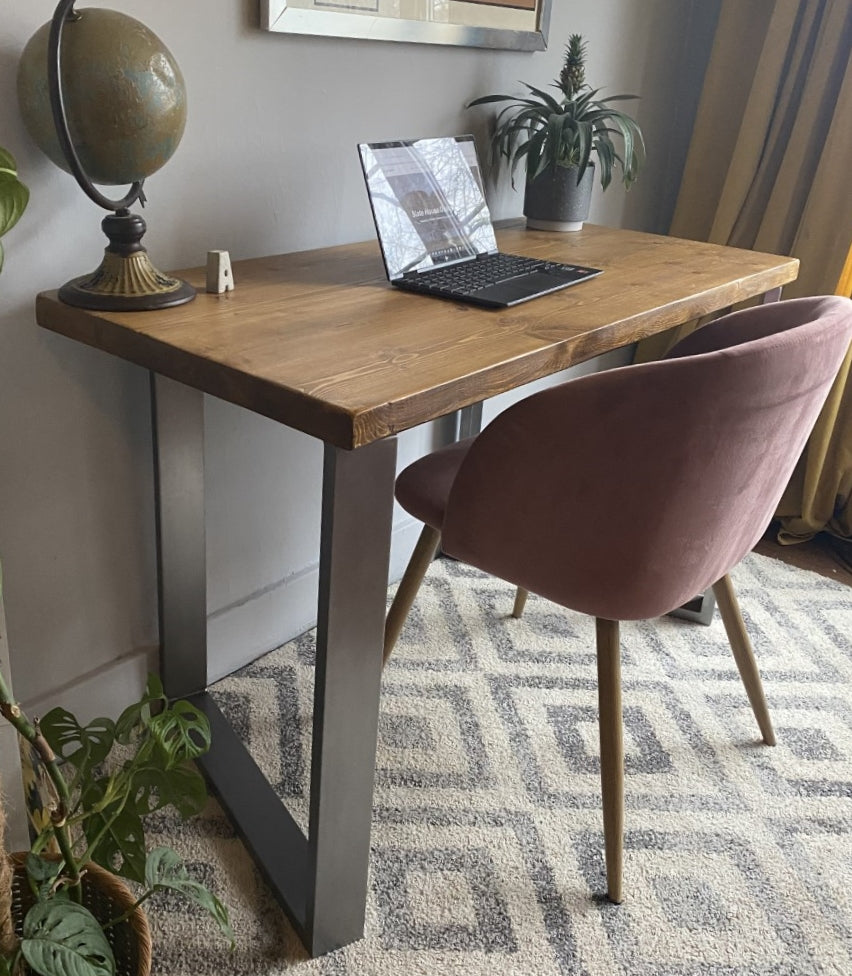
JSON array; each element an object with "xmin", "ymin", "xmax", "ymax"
[
  {"xmin": 59, "ymin": 210, "xmax": 196, "ymax": 311},
  {"xmin": 43, "ymin": 0, "xmax": 195, "ymax": 312}
]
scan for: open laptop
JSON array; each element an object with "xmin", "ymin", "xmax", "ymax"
[{"xmin": 357, "ymin": 135, "xmax": 602, "ymax": 309}]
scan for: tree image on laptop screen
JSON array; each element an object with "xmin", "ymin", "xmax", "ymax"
[{"xmin": 360, "ymin": 138, "xmax": 498, "ymax": 278}]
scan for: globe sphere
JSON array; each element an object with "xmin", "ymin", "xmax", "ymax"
[{"xmin": 17, "ymin": 8, "xmax": 187, "ymax": 187}]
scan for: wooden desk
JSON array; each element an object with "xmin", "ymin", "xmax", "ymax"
[{"xmin": 36, "ymin": 223, "xmax": 798, "ymax": 956}]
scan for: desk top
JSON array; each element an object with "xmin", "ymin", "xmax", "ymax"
[{"xmin": 36, "ymin": 222, "xmax": 799, "ymax": 450}]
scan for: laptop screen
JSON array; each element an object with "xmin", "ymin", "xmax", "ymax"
[{"xmin": 358, "ymin": 136, "xmax": 498, "ymax": 281}]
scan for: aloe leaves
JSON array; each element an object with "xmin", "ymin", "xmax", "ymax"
[{"xmin": 468, "ymin": 76, "xmax": 645, "ymax": 191}]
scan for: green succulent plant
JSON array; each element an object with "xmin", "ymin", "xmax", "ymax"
[
  {"xmin": 468, "ymin": 33, "xmax": 645, "ymax": 191},
  {"xmin": 0, "ymin": 148, "xmax": 29, "ymax": 275}
]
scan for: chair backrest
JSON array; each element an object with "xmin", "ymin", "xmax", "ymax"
[{"xmin": 441, "ymin": 296, "xmax": 852, "ymax": 621}]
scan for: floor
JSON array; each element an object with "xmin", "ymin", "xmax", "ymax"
[{"xmin": 753, "ymin": 521, "xmax": 852, "ymax": 587}]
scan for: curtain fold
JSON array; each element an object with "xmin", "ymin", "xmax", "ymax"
[{"xmin": 636, "ymin": 0, "xmax": 852, "ymax": 541}]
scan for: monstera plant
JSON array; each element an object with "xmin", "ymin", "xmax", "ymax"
[
  {"xmin": 0, "ymin": 647, "xmax": 233, "ymax": 976},
  {"xmin": 0, "ymin": 148, "xmax": 29, "ymax": 274}
]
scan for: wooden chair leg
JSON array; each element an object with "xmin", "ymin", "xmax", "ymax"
[
  {"xmin": 595, "ymin": 617, "xmax": 624, "ymax": 904},
  {"xmin": 711, "ymin": 574, "xmax": 776, "ymax": 745},
  {"xmin": 383, "ymin": 524, "xmax": 441, "ymax": 665},
  {"xmin": 512, "ymin": 587, "xmax": 528, "ymax": 618}
]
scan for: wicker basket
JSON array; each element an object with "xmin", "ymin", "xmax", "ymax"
[{"xmin": 9, "ymin": 853, "xmax": 152, "ymax": 976}]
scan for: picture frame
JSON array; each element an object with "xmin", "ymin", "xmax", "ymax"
[{"xmin": 260, "ymin": 0, "xmax": 552, "ymax": 51}]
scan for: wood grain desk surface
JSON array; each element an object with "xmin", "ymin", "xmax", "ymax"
[{"xmin": 36, "ymin": 222, "xmax": 799, "ymax": 450}]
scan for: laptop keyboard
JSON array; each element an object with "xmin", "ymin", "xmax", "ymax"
[{"xmin": 408, "ymin": 252, "xmax": 562, "ymax": 296}]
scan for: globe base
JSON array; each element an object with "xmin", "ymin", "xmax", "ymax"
[
  {"xmin": 59, "ymin": 255, "xmax": 196, "ymax": 311},
  {"xmin": 58, "ymin": 211, "xmax": 195, "ymax": 311}
]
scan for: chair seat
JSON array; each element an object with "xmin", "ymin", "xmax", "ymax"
[{"xmin": 395, "ymin": 437, "xmax": 473, "ymax": 530}]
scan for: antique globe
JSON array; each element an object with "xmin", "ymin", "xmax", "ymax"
[{"xmin": 17, "ymin": 1, "xmax": 194, "ymax": 310}]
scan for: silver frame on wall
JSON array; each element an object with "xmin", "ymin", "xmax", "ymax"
[{"xmin": 260, "ymin": 0, "xmax": 552, "ymax": 51}]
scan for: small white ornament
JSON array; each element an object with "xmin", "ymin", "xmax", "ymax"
[{"xmin": 206, "ymin": 250, "xmax": 234, "ymax": 293}]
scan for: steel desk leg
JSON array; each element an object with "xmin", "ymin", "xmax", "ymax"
[
  {"xmin": 151, "ymin": 374, "xmax": 207, "ymax": 696},
  {"xmin": 457, "ymin": 401, "xmax": 484, "ymax": 440},
  {"xmin": 308, "ymin": 439, "xmax": 397, "ymax": 952},
  {"xmin": 151, "ymin": 371, "xmax": 398, "ymax": 956}
]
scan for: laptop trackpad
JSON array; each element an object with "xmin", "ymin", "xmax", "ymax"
[{"xmin": 477, "ymin": 271, "xmax": 579, "ymax": 306}]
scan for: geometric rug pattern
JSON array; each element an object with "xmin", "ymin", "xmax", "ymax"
[{"xmin": 145, "ymin": 553, "xmax": 852, "ymax": 974}]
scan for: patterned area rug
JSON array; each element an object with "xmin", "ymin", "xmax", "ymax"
[{"xmin": 147, "ymin": 553, "xmax": 852, "ymax": 975}]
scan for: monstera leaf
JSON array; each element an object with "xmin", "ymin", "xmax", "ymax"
[
  {"xmin": 25, "ymin": 853, "xmax": 64, "ymax": 902},
  {"xmin": 81, "ymin": 780, "xmax": 147, "ymax": 883},
  {"xmin": 20, "ymin": 901, "xmax": 114, "ymax": 976},
  {"xmin": 0, "ymin": 666, "xmax": 232, "ymax": 970},
  {"xmin": 40, "ymin": 709, "xmax": 115, "ymax": 773},
  {"xmin": 148, "ymin": 698, "xmax": 210, "ymax": 767},
  {"xmin": 114, "ymin": 673, "xmax": 167, "ymax": 745},
  {"xmin": 130, "ymin": 762, "xmax": 208, "ymax": 819},
  {"xmin": 145, "ymin": 847, "xmax": 234, "ymax": 947}
]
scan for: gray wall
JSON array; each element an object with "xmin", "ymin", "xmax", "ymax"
[{"xmin": 0, "ymin": 0, "xmax": 720, "ymax": 722}]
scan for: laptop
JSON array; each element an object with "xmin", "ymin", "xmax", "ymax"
[{"xmin": 357, "ymin": 135, "xmax": 602, "ymax": 309}]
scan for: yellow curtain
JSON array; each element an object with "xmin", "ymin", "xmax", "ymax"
[
  {"xmin": 775, "ymin": 249, "xmax": 852, "ymax": 540},
  {"xmin": 636, "ymin": 0, "xmax": 852, "ymax": 541},
  {"xmin": 836, "ymin": 244, "xmax": 852, "ymax": 298}
]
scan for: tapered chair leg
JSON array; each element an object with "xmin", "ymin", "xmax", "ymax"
[
  {"xmin": 512, "ymin": 587, "xmax": 529, "ymax": 618},
  {"xmin": 711, "ymin": 574, "xmax": 776, "ymax": 745},
  {"xmin": 383, "ymin": 524, "xmax": 442, "ymax": 665},
  {"xmin": 595, "ymin": 617, "xmax": 624, "ymax": 904}
]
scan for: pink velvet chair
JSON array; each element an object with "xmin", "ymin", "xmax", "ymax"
[{"xmin": 383, "ymin": 295, "xmax": 852, "ymax": 903}]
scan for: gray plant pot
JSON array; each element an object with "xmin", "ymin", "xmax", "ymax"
[{"xmin": 523, "ymin": 163, "xmax": 595, "ymax": 232}]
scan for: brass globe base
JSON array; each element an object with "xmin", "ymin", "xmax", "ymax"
[
  {"xmin": 59, "ymin": 250, "xmax": 196, "ymax": 311},
  {"xmin": 58, "ymin": 211, "xmax": 196, "ymax": 311}
]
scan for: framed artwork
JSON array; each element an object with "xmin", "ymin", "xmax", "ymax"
[{"xmin": 260, "ymin": 0, "xmax": 552, "ymax": 51}]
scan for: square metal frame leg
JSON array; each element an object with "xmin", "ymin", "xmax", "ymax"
[
  {"xmin": 151, "ymin": 372, "xmax": 398, "ymax": 956},
  {"xmin": 151, "ymin": 374, "xmax": 208, "ymax": 696},
  {"xmin": 668, "ymin": 589, "xmax": 716, "ymax": 625},
  {"xmin": 307, "ymin": 439, "xmax": 397, "ymax": 951}
]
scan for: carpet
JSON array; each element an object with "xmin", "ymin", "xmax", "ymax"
[{"xmin": 146, "ymin": 553, "xmax": 852, "ymax": 975}]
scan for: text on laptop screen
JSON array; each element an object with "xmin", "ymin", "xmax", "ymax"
[{"xmin": 359, "ymin": 137, "xmax": 498, "ymax": 280}]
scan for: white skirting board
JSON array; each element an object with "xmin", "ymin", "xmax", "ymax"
[
  {"xmin": 206, "ymin": 515, "xmax": 425, "ymax": 683},
  {"xmin": 8, "ymin": 512, "xmax": 424, "ymax": 719},
  {"xmin": 21, "ymin": 646, "xmax": 159, "ymax": 728},
  {"xmin": 0, "ymin": 514, "xmax": 425, "ymax": 843}
]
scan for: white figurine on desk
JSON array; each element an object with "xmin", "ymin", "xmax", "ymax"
[{"xmin": 206, "ymin": 250, "xmax": 234, "ymax": 293}]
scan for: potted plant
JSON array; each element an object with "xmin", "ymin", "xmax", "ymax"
[
  {"xmin": 0, "ymin": 148, "xmax": 29, "ymax": 272},
  {"xmin": 468, "ymin": 34, "xmax": 645, "ymax": 231},
  {"xmin": 0, "ymin": 646, "xmax": 233, "ymax": 976}
]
